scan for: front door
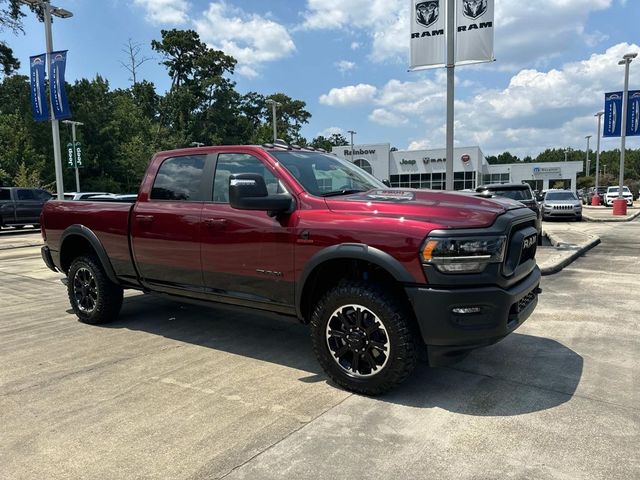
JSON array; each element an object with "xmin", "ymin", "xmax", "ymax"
[
  {"xmin": 200, "ymin": 152, "xmax": 295, "ymax": 309},
  {"xmin": 131, "ymin": 154, "xmax": 209, "ymax": 291}
]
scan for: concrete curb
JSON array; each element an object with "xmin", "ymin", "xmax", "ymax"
[
  {"xmin": 582, "ymin": 209, "xmax": 640, "ymax": 222},
  {"xmin": 540, "ymin": 230, "xmax": 601, "ymax": 275}
]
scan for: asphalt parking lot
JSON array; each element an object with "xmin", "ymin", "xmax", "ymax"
[{"xmin": 0, "ymin": 222, "xmax": 638, "ymax": 479}]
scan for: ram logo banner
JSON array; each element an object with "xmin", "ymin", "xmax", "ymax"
[
  {"xmin": 462, "ymin": 0, "xmax": 488, "ymax": 20},
  {"xmin": 29, "ymin": 54, "xmax": 49, "ymax": 122},
  {"xmin": 456, "ymin": 0, "xmax": 494, "ymax": 63},
  {"xmin": 416, "ymin": 1, "xmax": 440, "ymax": 27},
  {"xmin": 410, "ymin": 0, "xmax": 446, "ymax": 69},
  {"xmin": 49, "ymin": 50, "xmax": 72, "ymax": 120},
  {"xmin": 604, "ymin": 91, "xmax": 640, "ymax": 137}
]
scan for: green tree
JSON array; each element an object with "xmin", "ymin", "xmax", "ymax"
[{"xmin": 310, "ymin": 133, "xmax": 348, "ymax": 151}]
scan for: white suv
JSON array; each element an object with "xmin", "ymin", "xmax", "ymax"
[{"xmin": 604, "ymin": 186, "xmax": 633, "ymax": 207}]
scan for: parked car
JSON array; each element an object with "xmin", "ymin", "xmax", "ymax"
[
  {"xmin": 0, "ymin": 187, "xmax": 52, "ymax": 229},
  {"xmin": 585, "ymin": 186, "xmax": 607, "ymax": 205},
  {"xmin": 576, "ymin": 188, "xmax": 586, "ymax": 205},
  {"xmin": 63, "ymin": 192, "xmax": 113, "ymax": 201},
  {"xmin": 40, "ymin": 145, "xmax": 541, "ymax": 395},
  {"xmin": 475, "ymin": 183, "xmax": 541, "ymax": 236},
  {"xmin": 541, "ymin": 190, "xmax": 582, "ymax": 221},
  {"xmin": 603, "ymin": 186, "xmax": 633, "ymax": 207}
]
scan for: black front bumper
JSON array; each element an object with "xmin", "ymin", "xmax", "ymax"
[{"xmin": 405, "ymin": 266, "xmax": 541, "ymax": 366}]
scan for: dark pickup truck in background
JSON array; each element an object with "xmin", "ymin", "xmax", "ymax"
[
  {"xmin": 40, "ymin": 145, "xmax": 541, "ymax": 395},
  {"xmin": 0, "ymin": 187, "xmax": 52, "ymax": 229}
]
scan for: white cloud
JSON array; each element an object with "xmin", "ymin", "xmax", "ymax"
[
  {"xmin": 335, "ymin": 60, "xmax": 356, "ymax": 74},
  {"xmin": 194, "ymin": 2, "xmax": 296, "ymax": 77},
  {"xmin": 322, "ymin": 43, "xmax": 640, "ymax": 156},
  {"xmin": 319, "ymin": 84, "xmax": 378, "ymax": 106},
  {"xmin": 317, "ymin": 126, "xmax": 345, "ymax": 138},
  {"xmin": 300, "ymin": 0, "xmax": 614, "ymax": 68},
  {"xmin": 350, "ymin": 42, "xmax": 361, "ymax": 51},
  {"xmin": 369, "ymin": 108, "xmax": 408, "ymax": 127},
  {"xmin": 133, "ymin": 0, "xmax": 190, "ymax": 24}
]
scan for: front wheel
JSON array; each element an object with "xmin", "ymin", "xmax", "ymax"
[
  {"xmin": 310, "ymin": 281, "xmax": 417, "ymax": 395},
  {"xmin": 67, "ymin": 255, "xmax": 123, "ymax": 325}
]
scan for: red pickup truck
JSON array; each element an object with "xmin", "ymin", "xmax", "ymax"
[{"xmin": 41, "ymin": 145, "xmax": 541, "ymax": 395}]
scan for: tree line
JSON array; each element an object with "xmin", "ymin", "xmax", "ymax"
[{"xmin": 0, "ymin": 25, "xmax": 348, "ymax": 192}]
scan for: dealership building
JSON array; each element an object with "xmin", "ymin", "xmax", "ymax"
[{"xmin": 332, "ymin": 143, "xmax": 584, "ymax": 193}]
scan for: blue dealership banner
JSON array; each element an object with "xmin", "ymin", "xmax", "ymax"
[
  {"xmin": 49, "ymin": 50, "xmax": 72, "ymax": 120},
  {"xmin": 603, "ymin": 90, "xmax": 640, "ymax": 137},
  {"xmin": 627, "ymin": 90, "xmax": 640, "ymax": 137},
  {"xmin": 603, "ymin": 92, "xmax": 623, "ymax": 137},
  {"xmin": 29, "ymin": 54, "xmax": 49, "ymax": 122}
]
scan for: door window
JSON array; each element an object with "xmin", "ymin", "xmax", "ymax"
[
  {"xmin": 212, "ymin": 153, "xmax": 283, "ymax": 203},
  {"xmin": 151, "ymin": 155, "xmax": 206, "ymax": 201},
  {"xmin": 34, "ymin": 190, "xmax": 52, "ymax": 201},
  {"xmin": 17, "ymin": 189, "xmax": 36, "ymax": 200},
  {"xmin": 0, "ymin": 189, "xmax": 10, "ymax": 200}
]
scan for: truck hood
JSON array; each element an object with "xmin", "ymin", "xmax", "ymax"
[{"xmin": 325, "ymin": 189, "xmax": 524, "ymax": 229}]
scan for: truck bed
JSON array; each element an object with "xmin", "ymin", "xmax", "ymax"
[{"xmin": 42, "ymin": 200, "xmax": 138, "ymax": 282}]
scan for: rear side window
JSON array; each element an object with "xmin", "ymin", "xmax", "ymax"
[
  {"xmin": 151, "ymin": 155, "xmax": 206, "ymax": 201},
  {"xmin": 0, "ymin": 189, "xmax": 10, "ymax": 200},
  {"xmin": 17, "ymin": 189, "xmax": 36, "ymax": 200}
]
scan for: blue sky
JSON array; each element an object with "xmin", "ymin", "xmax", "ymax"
[{"xmin": 6, "ymin": 0, "xmax": 640, "ymax": 156}]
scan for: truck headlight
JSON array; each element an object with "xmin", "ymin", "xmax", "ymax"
[{"xmin": 421, "ymin": 236, "xmax": 506, "ymax": 274}]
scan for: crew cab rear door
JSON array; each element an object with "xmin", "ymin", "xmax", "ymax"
[
  {"xmin": 200, "ymin": 151, "xmax": 295, "ymax": 309},
  {"xmin": 131, "ymin": 154, "xmax": 211, "ymax": 291}
]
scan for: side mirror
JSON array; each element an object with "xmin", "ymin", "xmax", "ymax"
[{"xmin": 229, "ymin": 173, "xmax": 293, "ymax": 214}]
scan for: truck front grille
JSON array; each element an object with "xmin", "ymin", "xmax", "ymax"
[{"xmin": 552, "ymin": 205, "xmax": 573, "ymax": 210}]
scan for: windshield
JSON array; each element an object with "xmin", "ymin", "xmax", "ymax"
[
  {"xmin": 545, "ymin": 191, "xmax": 577, "ymax": 201},
  {"xmin": 270, "ymin": 151, "xmax": 385, "ymax": 196},
  {"xmin": 487, "ymin": 188, "xmax": 532, "ymax": 201},
  {"xmin": 607, "ymin": 187, "xmax": 630, "ymax": 193}
]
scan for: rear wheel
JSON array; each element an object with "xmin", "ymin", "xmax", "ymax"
[
  {"xmin": 67, "ymin": 255, "xmax": 123, "ymax": 325},
  {"xmin": 310, "ymin": 281, "xmax": 417, "ymax": 395}
]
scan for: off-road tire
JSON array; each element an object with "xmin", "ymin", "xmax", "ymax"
[
  {"xmin": 310, "ymin": 281, "xmax": 418, "ymax": 396},
  {"xmin": 67, "ymin": 255, "xmax": 123, "ymax": 325}
]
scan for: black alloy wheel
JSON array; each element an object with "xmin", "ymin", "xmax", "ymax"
[
  {"xmin": 325, "ymin": 304, "xmax": 391, "ymax": 378},
  {"xmin": 67, "ymin": 255, "xmax": 123, "ymax": 325},
  {"xmin": 310, "ymin": 281, "xmax": 417, "ymax": 396}
]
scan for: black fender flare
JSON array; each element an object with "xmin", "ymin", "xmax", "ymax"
[
  {"xmin": 60, "ymin": 224, "xmax": 120, "ymax": 285},
  {"xmin": 295, "ymin": 243, "xmax": 416, "ymax": 319}
]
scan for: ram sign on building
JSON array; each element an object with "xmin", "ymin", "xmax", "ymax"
[{"xmin": 332, "ymin": 143, "xmax": 583, "ymax": 193}]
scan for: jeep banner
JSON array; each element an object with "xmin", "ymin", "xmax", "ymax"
[
  {"xmin": 49, "ymin": 50, "xmax": 72, "ymax": 120},
  {"xmin": 410, "ymin": 1, "xmax": 446, "ymax": 69},
  {"xmin": 29, "ymin": 54, "xmax": 49, "ymax": 122},
  {"xmin": 456, "ymin": 0, "xmax": 495, "ymax": 64}
]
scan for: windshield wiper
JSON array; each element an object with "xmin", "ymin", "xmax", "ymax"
[{"xmin": 321, "ymin": 189, "xmax": 367, "ymax": 197}]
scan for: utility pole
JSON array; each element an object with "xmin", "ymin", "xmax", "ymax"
[
  {"xmin": 265, "ymin": 99, "xmax": 282, "ymax": 142},
  {"xmin": 585, "ymin": 135, "xmax": 592, "ymax": 177},
  {"xmin": 347, "ymin": 130, "xmax": 357, "ymax": 163},
  {"xmin": 19, "ymin": 0, "xmax": 74, "ymax": 200},
  {"xmin": 594, "ymin": 111, "xmax": 604, "ymax": 205},
  {"xmin": 445, "ymin": 0, "xmax": 455, "ymax": 191},
  {"xmin": 62, "ymin": 120, "xmax": 83, "ymax": 192},
  {"xmin": 615, "ymin": 52, "xmax": 637, "ymax": 211}
]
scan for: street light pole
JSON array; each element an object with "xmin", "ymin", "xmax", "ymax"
[
  {"xmin": 616, "ymin": 53, "xmax": 637, "ymax": 206},
  {"xmin": 20, "ymin": 0, "xmax": 73, "ymax": 200},
  {"xmin": 584, "ymin": 135, "xmax": 591, "ymax": 177},
  {"xmin": 445, "ymin": 0, "xmax": 455, "ymax": 191},
  {"xmin": 265, "ymin": 99, "xmax": 282, "ymax": 143},
  {"xmin": 347, "ymin": 130, "xmax": 356, "ymax": 163},
  {"xmin": 62, "ymin": 120, "xmax": 83, "ymax": 192},
  {"xmin": 594, "ymin": 111, "xmax": 604, "ymax": 204}
]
